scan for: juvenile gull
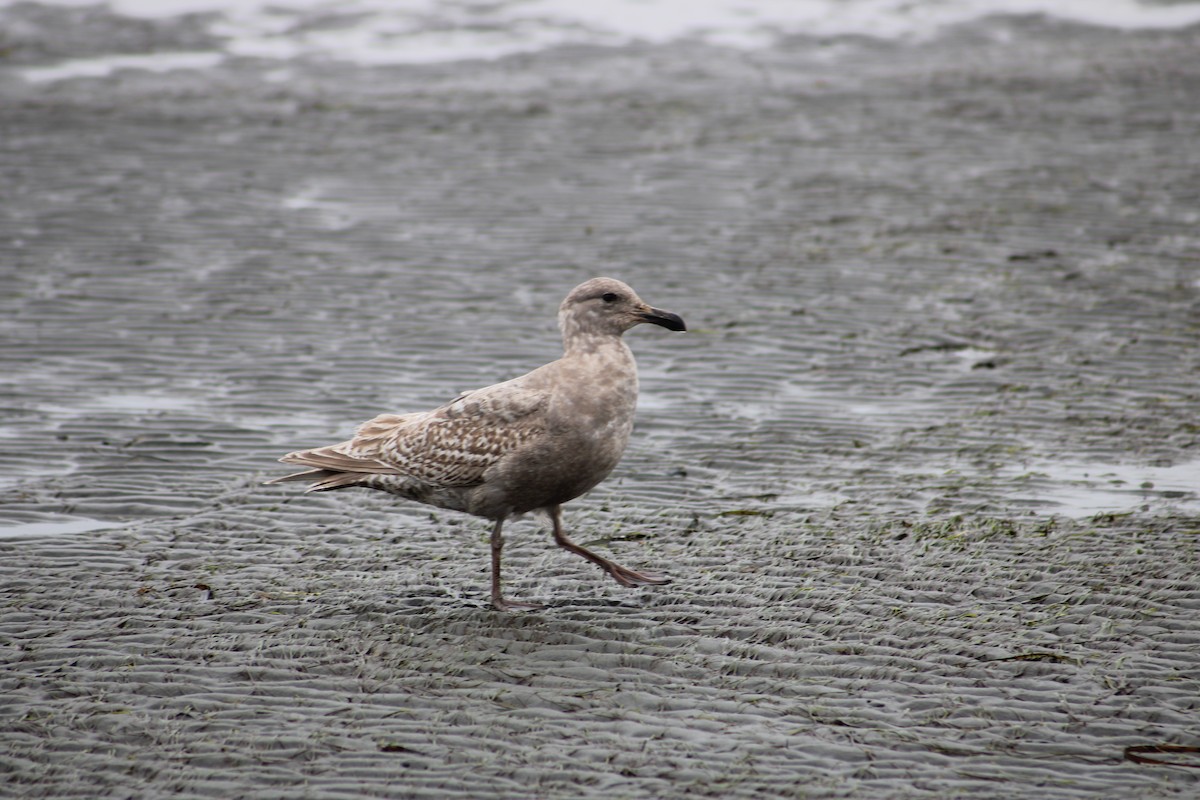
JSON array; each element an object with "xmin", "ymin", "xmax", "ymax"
[{"xmin": 268, "ymin": 277, "xmax": 686, "ymax": 610}]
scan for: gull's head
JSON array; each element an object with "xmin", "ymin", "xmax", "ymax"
[{"xmin": 558, "ymin": 277, "xmax": 686, "ymax": 345}]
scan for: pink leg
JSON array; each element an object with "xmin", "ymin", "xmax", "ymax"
[
  {"xmin": 490, "ymin": 518, "xmax": 540, "ymax": 611},
  {"xmin": 548, "ymin": 506, "xmax": 670, "ymax": 588}
]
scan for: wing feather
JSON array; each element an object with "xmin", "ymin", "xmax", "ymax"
[{"xmin": 277, "ymin": 378, "xmax": 548, "ymax": 490}]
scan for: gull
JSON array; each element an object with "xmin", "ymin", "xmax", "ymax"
[{"xmin": 268, "ymin": 277, "xmax": 686, "ymax": 610}]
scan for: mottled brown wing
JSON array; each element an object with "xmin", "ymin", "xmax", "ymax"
[{"xmin": 341, "ymin": 379, "xmax": 548, "ymax": 488}]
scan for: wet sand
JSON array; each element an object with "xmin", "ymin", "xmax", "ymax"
[{"xmin": 2, "ymin": 7, "xmax": 1199, "ymax": 798}]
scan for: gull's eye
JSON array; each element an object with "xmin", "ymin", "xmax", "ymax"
[{"xmin": 602, "ymin": 292, "xmax": 619, "ymax": 303}]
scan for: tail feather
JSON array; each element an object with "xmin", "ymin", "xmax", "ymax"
[
  {"xmin": 268, "ymin": 444, "xmax": 401, "ymax": 493},
  {"xmin": 279, "ymin": 446, "xmax": 399, "ymax": 475},
  {"xmin": 265, "ymin": 468, "xmax": 329, "ymax": 484},
  {"xmin": 264, "ymin": 467, "xmax": 369, "ymax": 493},
  {"xmin": 306, "ymin": 471, "xmax": 372, "ymax": 492}
]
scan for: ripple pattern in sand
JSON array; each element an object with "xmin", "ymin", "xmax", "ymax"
[{"xmin": 2, "ymin": 10, "xmax": 1199, "ymax": 799}]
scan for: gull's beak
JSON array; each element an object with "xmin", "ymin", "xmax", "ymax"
[{"xmin": 638, "ymin": 306, "xmax": 687, "ymax": 332}]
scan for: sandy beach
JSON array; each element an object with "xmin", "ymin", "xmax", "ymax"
[{"xmin": 1, "ymin": 3, "xmax": 1199, "ymax": 797}]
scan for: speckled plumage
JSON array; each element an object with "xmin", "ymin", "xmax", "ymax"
[{"xmin": 268, "ymin": 277, "xmax": 686, "ymax": 610}]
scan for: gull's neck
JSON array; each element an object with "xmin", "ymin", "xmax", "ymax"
[{"xmin": 562, "ymin": 328, "xmax": 630, "ymax": 358}]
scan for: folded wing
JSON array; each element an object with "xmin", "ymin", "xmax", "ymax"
[{"xmin": 270, "ymin": 378, "xmax": 548, "ymax": 492}]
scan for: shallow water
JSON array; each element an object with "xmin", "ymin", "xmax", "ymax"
[
  {"xmin": 996, "ymin": 460, "xmax": 1200, "ymax": 517},
  {"xmin": 0, "ymin": 517, "xmax": 125, "ymax": 538},
  {"xmin": 1, "ymin": 6, "xmax": 1199, "ymax": 799},
  {"xmin": 8, "ymin": 0, "xmax": 1200, "ymax": 77}
]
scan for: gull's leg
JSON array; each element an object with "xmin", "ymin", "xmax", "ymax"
[
  {"xmin": 548, "ymin": 506, "xmax": 670, "ymax": 588},
  {"xmin": 489, "ymin": 517, "xmax": 540, "ymax": 611}
]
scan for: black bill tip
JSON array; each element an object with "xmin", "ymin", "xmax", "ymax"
[{"xmin": 640, "ymin": 307, "xmax": 687, "ymax": 332}]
